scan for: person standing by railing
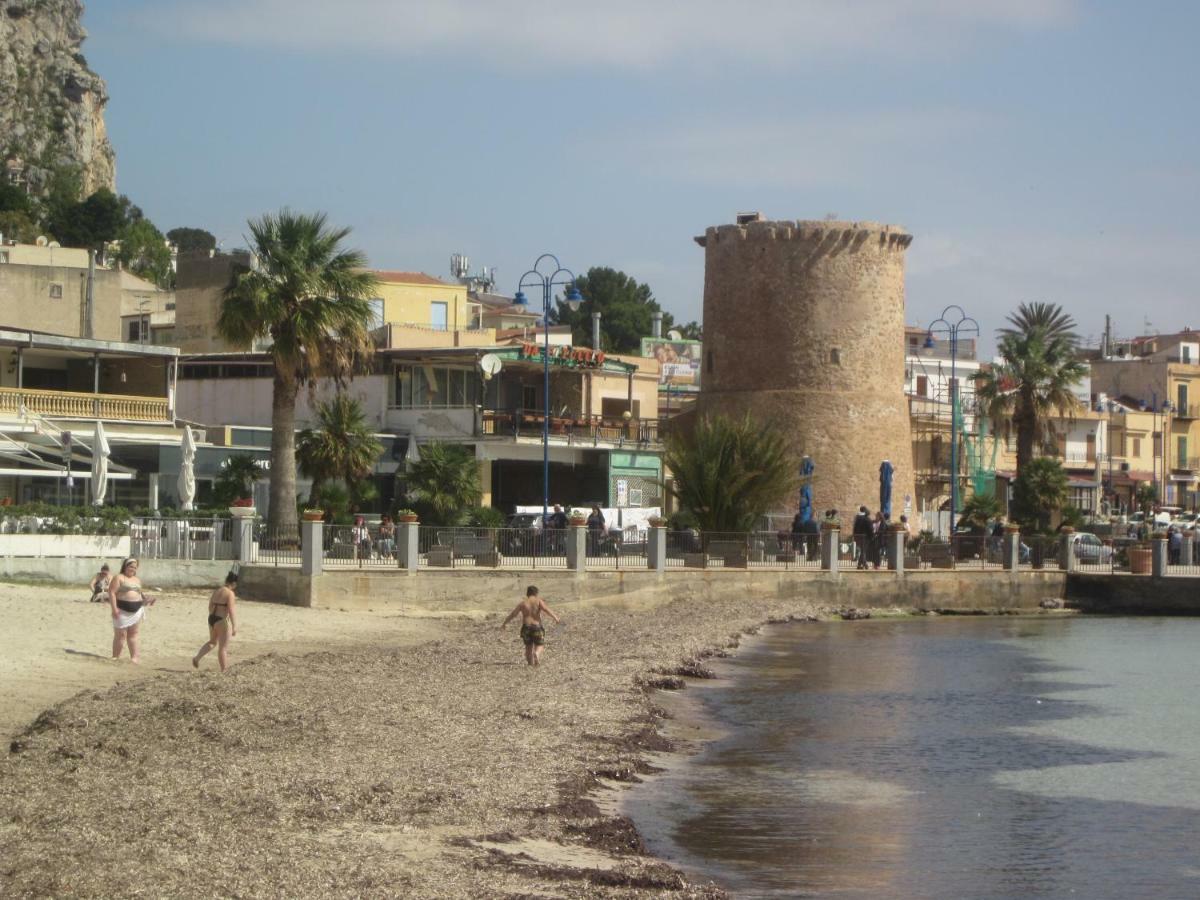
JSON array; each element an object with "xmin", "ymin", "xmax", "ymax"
[
  {"xmin": 587, "ymin": 505, "xmax": 606, "ymax": 555},
  {"xmin": 351, "ymin": 515, "xmax": 373, "ymax": 560},
  {"xmin": 377, "ymin": 514, "xmax": 396, "ymax": 560}
]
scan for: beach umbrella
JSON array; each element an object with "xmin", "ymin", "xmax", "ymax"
[
  {"xmin": 405, "ymin": 435, "xmax": 421, "ymax": 465},
  {"xmin": 799, "ymin": 456, "xmax": 815, "ymax": 523},
  {"xmin": 90, "ymin": 421, "xmax": 110, "ymax": 506},
  {"xmin": 879, "ymin": 459, "xmax": 894, "ymax": 519},
  {"xmin": 178, "ymin": 426, "xmax": 197, "ymax": 511}
]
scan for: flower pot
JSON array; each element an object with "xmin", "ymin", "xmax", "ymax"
[
  {"xmin": 229, "ymin": 506, "xmax": 257, "ymax": 519},
  {"xmin": 398, "ymin": 515, "xmax": 418, "ymax": 524},
  {"xmin": 302, "ymin": 510, "xmax": 324, "ymax": 522},
  {"xmin": 1128, "ymin": 547, "xmax": 1153, "ymax": 575}
]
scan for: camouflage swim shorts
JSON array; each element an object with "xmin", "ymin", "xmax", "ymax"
[{"xmin": 520, "ymin": 624, "xmax": 545, "ymax": 646}]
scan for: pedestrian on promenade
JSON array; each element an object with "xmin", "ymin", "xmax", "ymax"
[
  {"xmin": 108, "ymin": 557, "xmax": 157, "ymax": 664},
  {"xmin": 376, "ymin": 514, "xmax": 396, "ymax": 559},
  {"xmin": 871, "ymin": 511, "xmax": 886, "ymax": 569},
  {"xmin": 351, "ymin": 515, "xmax": 373, "ymax": 559},
  {"xmin": 586, "ymin": 505, "xmax": 606, "ymax": 555},
  {"xmin": 1169, "ymin": 526, "xmax": 1182, "ymax": 565},
  {"xmin": 89, "ymin": 564, "xmax": 111, "ymax": 603},
  {"xmin": 547, "ymin": 504, "xmax": 569, "ymax": 530},
  {"xmin": 501, "ymin": 585, "xmax": 562, "ymax": 667},
  {"xmin": 853, "ymin": 506, "xmax": 871, "ymax": 569},
  {"xmin": 193, "ymin": 571, "xmax": 238, "ymax": 672}
]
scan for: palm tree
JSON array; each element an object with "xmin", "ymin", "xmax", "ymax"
[
  {"xmin": 1013, "ymin": 457, "xmax": 1068, "ymax": 531},
  {"xmin": 296, "ymin": 392, "xmax": 383, "ymax": 507},
  {"xmin": 213, "ymin": 454, "xmax": 264, "ymax": 506},
  {"xmin": 999, "ymin": 301, "xmax": 1079, "ymax": 346},
  {"xmin": 973, "ymin": 304, "xmax": 1087, "ymax": 476},
  {"xmin": 403, "ymin": 442, "xmax": 482, "ymax": 526},
  {"xmin": 218, "ymin": 210, "xmax": 379, "ymax": 531},
  {"xmin": 958, "ymin": 491, "xmax": 1004, "ymax": 530},
  {"xmin": 663, "ymin": 413, "xmax": 798, "ymax": 532}
]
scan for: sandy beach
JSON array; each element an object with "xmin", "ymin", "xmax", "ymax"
[{"xmin": 1, "ymin": 580, "xmax": 831, "ymax": 898}]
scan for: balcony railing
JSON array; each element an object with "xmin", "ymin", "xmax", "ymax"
[
  {"xmin": 1173, "ymin": 457, "xmax": 1200, "ymax": 472},
  {"xmin": 0, "ymin": 386, "xmax": 170, "ymax": 422},
  {"xmin": 480, "ymin": 408, "xmax": 662, "ymax": 446},
  {"xmin": 1173, "ymin": 403, "xmax": 1200, "ymax": 420}
]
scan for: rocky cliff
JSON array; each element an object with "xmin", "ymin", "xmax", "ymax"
[{"xmin": 0, "ymin": 0, "xmax": 115, "ymax": 197}]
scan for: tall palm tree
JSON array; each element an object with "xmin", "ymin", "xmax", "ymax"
[
  {"xmin": 218, "ymin": 210, "xmax": 379, "ymax": 531},
  {"xmin": 663, "ymin": 413, "xmax": 798, "ymax": 532},
  {"xmin": 212, "ymin": 454, "xmax": 264, "ymax": 506},
  {"xmin": 296, "ymin": 392, "xmax": 383, "ymax": 507},
  {"xmin": 403, "ymin": 442, "xmax": 482, "ymax": 526},
  {"xmin": 999, "ymin": 301, "xmax": 1079, "ymax": 346},
  {"xmin": 974, "ymin": 304, "xmax": 1087, "ymax": 476}
]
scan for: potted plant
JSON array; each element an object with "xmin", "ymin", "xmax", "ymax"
[
  {"xmin": 1004, "ymin": 521, "xmax": 1021, "ymax": 534},
  {"xmin": 1129, "ymin": 540, "xmax": 1154, "ymax": 575},
  {"xmin": 228, "ymin": 497, "xmax": 256, "ymax": 518},
  {"xmin": 301, "ymin": 508, "xmax": 325, "ymax": 522},
  {"xmin": 396, "ymin": 509, "xmax": 419, "ymax": 524},
  {"xmin": 647, "ymin": 515, "xmax": 667, "ymax": 528},
  {"xmin": 569, "ymin": 510, "xmax": 588, "ymax": 527},
  {"xmin": 820, "ymin": 517, "xmax": 841, "ymax": 531}
]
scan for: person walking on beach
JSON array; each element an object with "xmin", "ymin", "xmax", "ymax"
[
  {"xmin": 193, "ymin": 571, "xmax": 238, "ymax": 672},
  {"xmin": 108, "ymin": 557, "xmax": 157, "ymax": 664},
  {"xmin": 501, "ymin": 585, "xmax": 561, "ymax": 667},
  {"xmin": 89, "ymin": 564, "xmax": 111, "ymax": 603}
]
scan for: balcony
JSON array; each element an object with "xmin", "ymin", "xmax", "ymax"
[
  {"xmin": 1174, "ymin": 457, "xmax": 1200, "ymax": 473},
  {"xmin": 0, "ymin": 386, "xmax": 170, "ymax": 422},
  {"xmin": 480, "ymin": 408, "xmax": 663, "ymax": 447},
  {"xmin": 1173, "ymin": 403, "xmax": 1200, "ymax": 420}
]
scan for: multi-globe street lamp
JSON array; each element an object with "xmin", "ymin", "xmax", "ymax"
[
  {"xmin": 514, "ymin": 255, "xmax": 584, "ymax": 523},
  {"xmin": 925, "ymin": 305, "xmax": 979, "ymax": 533}
]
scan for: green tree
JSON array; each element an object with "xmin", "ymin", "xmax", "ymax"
[
  {"xmin": 1012, "ymin": 457, "xmax": 1069, "ymax": 531},
  {"xmin": 958, "ymin": 492, "xmax": 1003, "ymax": 529},
  {"xmin": 0, "ymin": 209, "xmax": 38, "ymax": 243},
  {"xmin": 549, "ymin": 266, "xmax": 673, "ymax": 353},
  {"xmin": 0, "ymin": 181, "xmax": 33, "ymax": 215},
  {"xmin": 403, "ymin": 442, "xmax": 482, "ymax": 526},
  {"xmin": 218, "ymin": 209, "xmax": 379, "ymax": 532},
  {"xmin": 296, "ymin": 393, "xmax": 383, "ymax": 508},
  {"xmin": 676, "ymin": 321, "xmax": 702, "ymax": 341},
  {"xmin": 46, "ymin": 187, "xmax": 128, "ymax": 250},
  {"xmin": 1135, "ymin": 482, "xmax": 1157, "ymax": 517},
  {"xmin": 973, "ymin": 302, "xmax": 1087, "ymax": 476},
  {"xmin": 116, "ymin": 218, "xmax": 172, "ymax": 286},
  {"xmin": 166, "ymin": 226, "xmax": 217, "ymax": 254},
  {"xmin": 663, "ymin": 413, "xmax": 798, "ymax": 532},
  {"xmin": 999, "ymin": 301, "xmax": 1078, "ymax": 345},
  {"xmin": 213, "ymin": 454, "xmax": 264, "ymax": 506}
]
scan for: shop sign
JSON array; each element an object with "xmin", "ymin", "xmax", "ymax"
[{"xmin": 518, "ymin": 342, "xmax": 606, "ymax": 368}]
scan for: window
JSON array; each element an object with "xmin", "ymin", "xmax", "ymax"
[
  {"xmin": 830, "ymin": 348, "xmax": 841, "ymax": 365},
  {"xmin": 430, "ymin": 301, "xmax": 448, "ymax": 331},
  {"xmin": 49, "ymin": 283, "xmax": 63, "ymax": 299},
  {"xmin": 1131, "ymin": 437, "xmax": 1142, "ymax": 457},
  {"xmin": 127, "ymin": 320, "xmax": 142, "ymax": 342},
  {"xmin": 1179, "ymin": 436, "xmax": 1189, "ymax": 466},
  {"xmin": 1178, "ymin": 383, "xmax": 1189, "ymax": 414},
  {"xmin": 916, "ymin": 375, "xmax": 928, "ymax": 397},
  {"xmin": 391, "ymin": 365, "xmax": 477, "ymax": 408}
]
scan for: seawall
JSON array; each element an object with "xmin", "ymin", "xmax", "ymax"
[
  {"xmin": 1066, "ymin": 573, "xmax": 1200, "ymax": 614},
  {"xmin": 238, "ymin": 567, "xmax": 1067, "ymax": 615}
]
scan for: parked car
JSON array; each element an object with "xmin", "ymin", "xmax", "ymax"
[
  {"xmin": 1171, "ymin": 511, "xmax": 1199, "ymax": 529},
  {"xmin": 1070, "ymin": 532, "xmax": 1113, "ymax": 562},
  {"xmin": 500, "ymin": 513, "xmax": 550, "ymax": 556}
]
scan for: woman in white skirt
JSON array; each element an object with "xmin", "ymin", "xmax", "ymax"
[{"xmin": 107, "ymin": 557, "xmax": 157, "ymax": 663}]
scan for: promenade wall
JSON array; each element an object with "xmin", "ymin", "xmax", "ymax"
[
  {"xmin": 0, "ymin": 556, "xmax": 232, "ymax": 588},
  {"xmin": 1066, "ymin": 573, "xmax": 1200, "ymax": 615},
  {"xmin": 238, "ymin": 567, "xmax": 1067, "ymax": 614}
]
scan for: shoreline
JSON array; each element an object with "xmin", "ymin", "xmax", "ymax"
[{"xmin": 1, "ymin": 590, "xmax": 1063, "ymax": 898}]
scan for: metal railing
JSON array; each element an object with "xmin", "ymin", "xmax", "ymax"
[
  {"xmin": 0, "ymin": 386, "xmax": 170, "ymax": 422},
  {"xmin": 417, "ymin": 526, "xmax": 569, "ymax": 569},
  {"xmin": 479, "ymin": 409, "xmax": 662, "ymax": 445},
  {"xmin": 130, "ymin": 517, "xmax": 233, "ymax": 560},
  {"xmin": 256, "ymin": 522, "xmax": 301, "ymax": 567}
]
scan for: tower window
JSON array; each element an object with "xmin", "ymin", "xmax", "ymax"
[{"xmin": 830, "ymin": 348, "xmax": 841, "ymax": 366}]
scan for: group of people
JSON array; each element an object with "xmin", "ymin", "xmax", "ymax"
[
  {"xmin": 88, "ymin": 558, "xmax": 239, "ymax": 672},
  {"xmin": 347, "ymin": 514, "xmax": 397, "ymax": 559},
  {"xmin": 851, "ymin": 506, "xmax": 911, "ymax": 570}
]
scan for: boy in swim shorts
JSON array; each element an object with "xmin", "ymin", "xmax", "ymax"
[{"xmin": 501, "ymin": 585, "xmax": 561, "ymax": 667}]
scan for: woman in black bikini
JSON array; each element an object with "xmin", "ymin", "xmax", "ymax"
[
  {"xmin": 108, "ymin": 557, "xmax": 157, "ymax": 663},
  {"xmin": 193, "ymin": 571, "xmax": 238, "ymax": 672}
]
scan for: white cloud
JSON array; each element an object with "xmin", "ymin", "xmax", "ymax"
[{"xmin": 136, "ymin": 0, "xmax": 1077, "ymax": 67}]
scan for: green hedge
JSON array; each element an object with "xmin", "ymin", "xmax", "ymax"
[{"xmin": 0, "ymin": 503, "xmax": 232, "ymax": 535}]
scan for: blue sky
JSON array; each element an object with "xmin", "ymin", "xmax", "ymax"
[{"xmin": 87, "ymin": 1, "xmax": 1199, "ymax": 349}]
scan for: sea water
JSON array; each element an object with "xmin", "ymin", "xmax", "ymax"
[{"xmin": 624, "ymin": 616, "xmax": 1200, "ymax": 899}]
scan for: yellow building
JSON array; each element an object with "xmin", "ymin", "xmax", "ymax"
[{"xmin": 371, "ymin": 271, "xmax": 479, "ymax": 332}]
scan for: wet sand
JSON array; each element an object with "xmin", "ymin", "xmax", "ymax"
[{"xmin": 1, "ymin": 582, "xmax": 830, "ymax": 898}]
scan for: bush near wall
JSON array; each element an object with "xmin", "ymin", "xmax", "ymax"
[{"xmin": 0, "ymin": 504, "xmax": 232, "ymax": 535}]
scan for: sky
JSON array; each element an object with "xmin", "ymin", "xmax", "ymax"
[{"xmin": 85, "ymin": 0, "xmax": 1200, "ymax": 350}]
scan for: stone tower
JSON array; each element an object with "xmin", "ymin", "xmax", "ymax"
[{"xmin": 695, "ymin": 215, "xmax": 915, "ymax": 522}]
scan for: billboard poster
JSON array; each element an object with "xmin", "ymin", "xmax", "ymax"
[{"xmin": 640, "ymin": 338, "xmax": 702, "ymax": 392}]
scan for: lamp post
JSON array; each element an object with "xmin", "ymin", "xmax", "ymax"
[
  {"xmin": 1143, "ymin": 394, "xmax": 1174, "ymax": 506},
  {"xmin": 925, "ymin": 305, "xmax": 979, "ymax": 533},
  {"xmin": 514, "ymin": 254, "xmax": 584, "ymax": 523}
]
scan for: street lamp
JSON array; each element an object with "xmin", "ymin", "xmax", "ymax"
[
  {"xmin": 1096, "ymin": 399, "xmax": 1119, "ymax": 514},
  {"xmin": 925, "ymin": 305, "xmax": 979, "ymax": 533},
  {"xmin": 1142, "ymin": 395, "xmax": 1174, "ymax": 506},
  {"xmin": 514, "ymin": 254, "xmax": 584, "ymax": 523}
]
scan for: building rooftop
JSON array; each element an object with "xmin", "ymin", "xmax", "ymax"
[{"xmin": 371, "ymin": 270, "xmax": 454, "ymax": 286}]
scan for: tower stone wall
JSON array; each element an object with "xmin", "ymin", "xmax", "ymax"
[{"xmin": 696, "ymin": 218, "xmax": 915, "ymax": 521}]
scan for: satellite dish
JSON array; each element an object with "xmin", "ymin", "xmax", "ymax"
[
  {"xmin": 479, "ymin": 354, "xmax": 503, "ymax": 378},
  {"xmin": 667, "ymin": 329, "xmax": 682, "ymax": 341},
  {"xmin": 35, "ymin": 235, "xmax": 48, "ymax": 247}
]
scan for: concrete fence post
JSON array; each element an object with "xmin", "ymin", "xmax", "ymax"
[
  {"xmin": 821, "ymin": 527, "xmax": 839, "ymax": 574},
  {"xmin": 232, "ymin": 516, "xmax": 256, "ymax": 563},
  {"xmin": 1002, "ymin": 530, "xmax": 1020, "ymax": 571},
  {"xmin": 1060, "ymin": 530, "xmax": 1077, "ymax": 573},
  {"xmin": 566, "ymin": 525, "xmax": 587, "ymax": 573},
  {"xmin": 887, "ymin": 529, "xmax": 905, "ymax": 573},
  {"xmin": 1152, "ymin": 537, "xmax": 1169, "ymax": 578},
  {"xmin": 300, "ymin": 520, "xmax": 323, "ymax": 576},
  {"xmin": 647, "ymin": 526, "xmax": 666, "ymax": 572},
  {"xmin": 397, "ymin": 522, "xmax": 419, "ymax": 573},
  {"xmin": 1182, "ymin": 531, "xmax": 1195, "ymax": 567}
]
